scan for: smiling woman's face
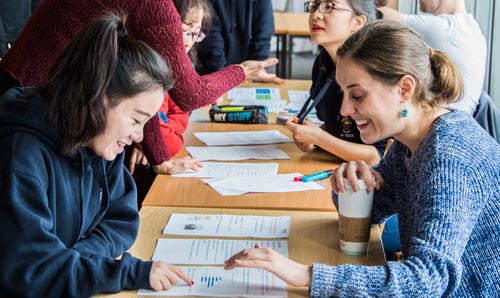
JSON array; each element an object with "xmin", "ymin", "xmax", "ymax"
[
  {"xmin": 336, "ymin": 57, "xmax": 404, "ymax": 145},
  {"xmin": 87, "ymin": 88, "xmax": 164, "ymax": 160}
]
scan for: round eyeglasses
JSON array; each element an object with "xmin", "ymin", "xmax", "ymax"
[
  {"xmin": 304, "ymin": 1, "xmax": 355, "ymax": 14},
  {"xmin": 182, "ymin": 29, "xmax": 206, "ymax": 42}
]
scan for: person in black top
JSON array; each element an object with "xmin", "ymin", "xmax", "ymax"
[
  {"xmin": 197, "ymin": 0, "xmax": 285, "ymax": 84},
  {"xmin": 0, "ymin": 0, "xmax": 42, "ymax": 57},
  {"xmin": 286, "ymin": 0, "xmax": 387, "ymax": 165}
]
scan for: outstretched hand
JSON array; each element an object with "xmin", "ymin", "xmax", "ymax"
[
  {"xmin": 239, "ymin": 58, "xmax": 279, "ymax": 81},
  {"xmin": 251, "ymin": 69, "xmax": 286, "ymax": 85},
  {"xmin": 224, "ymin": 244, "xmax": 312, "ymax": 287}
]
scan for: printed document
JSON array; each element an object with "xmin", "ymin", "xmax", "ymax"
[
  {"xmin": 152, "ymin": 239, "xmax": 288, "ymax": 264},
  {"xmin": 193, "ymin": 130, "xmax": 292, "ymax": 146},
  {"xmin": 138, "ymin": 266, "xmax": 287, "ymax": 297},
  {"xmin": 288, "ymin": 90, "xmax": 310, "ymax": 102},
  {"xmin": 163, "ymin": 213, "xmax": 291, "ymax": 238},
  {"xmin": 230, "ymin": 98, "xmax": 287, "ymax": 113},
  {"xmin": 172, "ymin": 162, "xmax": 279, "ymax": 178},
  {"xmin": 185, "ymin": 145, "xmax": 290, "ymax": 161},
  {"xmin": 202, "ymin": 173, "xmax": 325, "ymax": 196},
  {"xmin": 227, "ymin": 87, "xmax": 281, "ymax": 101}
]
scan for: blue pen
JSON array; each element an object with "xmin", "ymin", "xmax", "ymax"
[{"xmin": 301, "ymin": 169, "xmax": 335, "ymax": 182}]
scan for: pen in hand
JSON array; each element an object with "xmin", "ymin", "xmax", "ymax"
[{"xmin": 295, "ymin": 169, "xmax": 335, "ymax": 182}]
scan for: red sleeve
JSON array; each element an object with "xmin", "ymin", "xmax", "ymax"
[
  {"xmin": 132, "ymin": 0, "xmax": 245, "ymax": 112},
  {"xmin": 158, "ymin": 93, "xmax": 189, "ymax": 157}
]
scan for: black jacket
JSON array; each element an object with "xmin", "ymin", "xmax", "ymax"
[
  {"xmin": 197, "ymin": 0, "xmax": 274, "ymax": 74},
  {"xmin": 0, "ymin": 0, "xmax": 42, "ymax": 56}
]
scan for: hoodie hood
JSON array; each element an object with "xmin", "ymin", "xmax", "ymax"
[{"xmin": 0, "ymin": 87, "xmax": 60, "ymax": 152}]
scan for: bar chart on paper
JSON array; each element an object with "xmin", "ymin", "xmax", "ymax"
[
  {"xmin": 138, "ymin": 266, "xmax": 287, "ymax": 297},
  {"xmin": 200, "ymin": 274, "xmax": 222, "ymax": 288}
]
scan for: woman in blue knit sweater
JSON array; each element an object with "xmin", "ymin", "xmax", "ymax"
[{"xmin": 224, "ymin": 20, "xmax": 500, "ymax": 297}]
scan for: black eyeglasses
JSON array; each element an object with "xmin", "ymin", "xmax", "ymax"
[{"xmin": 304, "ymin": 1, "xmax": 355, "ymax": 14}]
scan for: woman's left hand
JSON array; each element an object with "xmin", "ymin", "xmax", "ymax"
[
  {"xmin": 224, "ymin": 244, "xmax": 312, "ymax": 287},
  {"xmin": 330, "ymin": 160, "xmax": 384, "ymax": 193},
  {"xmin": 128, "ymin": 146, "xmax": 149, "ymax": 174}
]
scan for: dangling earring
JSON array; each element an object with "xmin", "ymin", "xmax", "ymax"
[{"xmin": 401, "ymin": 106, "xmax": 408, "ymax": 118}]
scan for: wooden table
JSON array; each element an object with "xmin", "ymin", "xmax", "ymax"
[
  {"xmin": 143, "ymin": 79, "xmax": 341, "ymax": 211},
  {"xmin": 94, "ymin": 206, "xmax": 386, "ymax": 298},
  {"xmin": 143, "ymin": 122, "xmax": 339, "ymax": 211}
]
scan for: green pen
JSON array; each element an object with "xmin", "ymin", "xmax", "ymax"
[{"xmin": 221, "ymin": 106, "xmax": 245, "ymax": 112}]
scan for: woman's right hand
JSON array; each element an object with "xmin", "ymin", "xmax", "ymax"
[
  {"xmin": 330, "ymin": 160, "xmax": 384, "ymax": 193},
  {"xmin": 149, "ymin": 262, "xmax": 193, "ymax": 291},
  {"xmin": 239, "ymin": 58, "xmax": 279, "ymax": 81},
  {"xmin": 285, "ymin": 117, "xmax": 319, "ymax": 152}
]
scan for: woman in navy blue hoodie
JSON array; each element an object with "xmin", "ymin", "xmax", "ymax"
[{"xmin": 0, "ymin": 14, "xmax": 193, "ymax": 296}]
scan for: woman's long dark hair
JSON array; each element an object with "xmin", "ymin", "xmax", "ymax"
[{"xmin": 36, "ymin": 13, "xmax": 173, "ymax": 156}]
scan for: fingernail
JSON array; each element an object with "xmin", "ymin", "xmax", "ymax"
[{"xmin": 191, "ymin": 281, "xmax": 195, "ymax": 285}]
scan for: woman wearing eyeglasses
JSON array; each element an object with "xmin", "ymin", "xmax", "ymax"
[
  {"xmin": 0, "ymin": 0, "xmax": 279, "ymax": 175},
  {"xmin": 127, "ymin": 0, "xmax": 212, "ymax": 204},
  {"xmin": 285, "ymin": 0, "xmax": 388, "ymax": 166}
]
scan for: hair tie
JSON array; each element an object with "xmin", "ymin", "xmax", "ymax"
[{"xmin": 118, "ymin": 28, "xmax": 127, "ymax": 38}]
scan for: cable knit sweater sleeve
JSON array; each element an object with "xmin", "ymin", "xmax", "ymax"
[
  {"xmin": 133, "ymin": 0, "xmax": 245, "ymax": 112},
  {"xmin": 131, "ymin": 0, "xmax": 244, "ymax": 164},
  {"xmin": 0, "ymin": 0, "xmax": 245, "ymax": 165}
]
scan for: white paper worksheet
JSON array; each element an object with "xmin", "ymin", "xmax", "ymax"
[
  {"xmin": 172, "ymin": 162, "xmax": 279, "ymax": 178},
  {"xmin": 202, "ymin": 173, "xmax": 325, "ymax": 196},
  {"xmin": 227, "ymin": 87, "xmax": 281, "ymax": 101},
  {"xmin": 229, "ymin": 98, "xmax": 287, "ymax": 113},
  {"xmin": 152, "ymin": 239, "xmax": 288, "ymax": 264},
  {"xmin": 163, "ymin": 213, "xmax": 291, "ymax": 238},
  {"xmin": 193, "ymin": 130, "xmax": 292, "ymax": 146},
  {"xmin": 288, "ymin": 90, "xmax": 310, "ymax": 102},
  {"xmin": 185, "ymin": 145, "xmax": 290, "ymax": 161},
  {"xmin": 138, "ymin": 266, "xmax": 287, "ymax": 297}
]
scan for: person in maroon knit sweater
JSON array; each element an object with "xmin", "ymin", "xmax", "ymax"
[
  {"xmin": 128, "ymin": 0, "xmax": 210, "ymax": 205},
  {"xmin": 0, "ymin": 0, "xmax": 278, "ymax": 174}
]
